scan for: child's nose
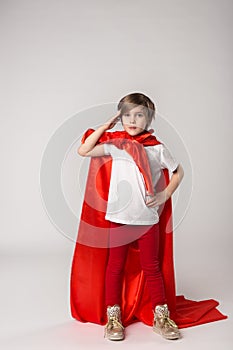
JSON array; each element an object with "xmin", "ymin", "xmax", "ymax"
[{"xmin": 130, "ymin": 115, "xmax": 136, "ymax": 123}]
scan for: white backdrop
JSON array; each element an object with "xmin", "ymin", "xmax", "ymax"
[{"xmin": 0, "ymin": 0, "xmax": 232, "ymax": 347}]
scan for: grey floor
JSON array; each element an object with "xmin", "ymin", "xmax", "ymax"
[{"xmin": 0, "ymin": 254, "xmax": 231, "ymax": 350}]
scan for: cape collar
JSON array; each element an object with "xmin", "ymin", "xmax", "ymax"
[{"xmin": 82, "ymin": 128, "xmax": 161, "ymax": 146}]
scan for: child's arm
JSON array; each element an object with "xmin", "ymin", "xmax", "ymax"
[
  {"xmin": 146, "ymin": 164, "xmax": 184, "ymax": 207},
  {"xmin": 78, "ymin": 112, "xmax": 121, "ymax": 157}
]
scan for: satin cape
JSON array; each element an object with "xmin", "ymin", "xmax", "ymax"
[{"xmin": 70, "ymin": 129, "xmax": 227, "ymax": 328}]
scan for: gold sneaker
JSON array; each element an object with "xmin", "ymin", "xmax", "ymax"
[
  {"xmin": 153, "ymin": 304, "xmax": 181, "ymax": 340},
  {"xmin": 104, "ymin": 305, "xmax": 125, "ymax": 341}
]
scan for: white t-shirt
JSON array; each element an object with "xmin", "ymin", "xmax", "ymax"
[{"xmin": 103, "ymin": 143, "xmax": 179, "ymax": 225}]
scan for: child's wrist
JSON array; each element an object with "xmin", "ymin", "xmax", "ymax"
[
  {"xmin": 100, "ymin": 124, "xmax": 109, "ymax": 132},
  {"xmin": 164, "ymin": 188, "xmax": 171, "ymax": 200}
]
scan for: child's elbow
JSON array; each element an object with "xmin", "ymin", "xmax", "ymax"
[{"xmin": 77, "ymin": 146, "xmax": 87, "ymax": 157}]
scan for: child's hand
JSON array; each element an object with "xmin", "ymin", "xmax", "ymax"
[
  {"xmin": 103, "ymin": 110, "xmax": 121, "ymax": 131},
  {"xmin": 145, "ymin": 190, "xmax": 169, "ymax": 207}
]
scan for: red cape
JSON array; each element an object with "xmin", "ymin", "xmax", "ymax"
[{"xmin": 70, "ymin": 129, "xmax": 227, "ymax": 328}]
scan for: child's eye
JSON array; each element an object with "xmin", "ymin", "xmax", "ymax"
[{"xmin": 137, "ymin": 113, "xmax": 144, "ymax": 117}]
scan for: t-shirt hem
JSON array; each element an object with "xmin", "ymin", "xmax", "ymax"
[{"xmin": 105, "ymin": 215, "xmax": 159, "ymax": 225}]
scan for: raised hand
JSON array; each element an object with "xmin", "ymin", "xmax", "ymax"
[{"xmin": 103, "ymin": 110, "xmax": 122, "ymax": 130}]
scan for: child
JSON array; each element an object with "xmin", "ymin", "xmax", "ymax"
[{"xmin": 75, "ymin": 92, "xmax": 184, "ymax": 340}]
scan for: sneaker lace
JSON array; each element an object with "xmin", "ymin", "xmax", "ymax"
[
  {"xmin": 106, "ymin": 315, "xmax": 124, "ymax": 331},
  {"xmin": 163, "ymin": 315, "xmax": 178, "ymax": 329},
  {"xmin": 154, "ymin": 308, "xmax": 178, "ymax": 329}
]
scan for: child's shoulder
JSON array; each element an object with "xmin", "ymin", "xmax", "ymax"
[
  {"xmin": 146, "ymin": 143, "xmax": 164, "ymax": 150},
  {"xmin": 145, "ymin": 143, "xmax": 171, "ymax": 158}
]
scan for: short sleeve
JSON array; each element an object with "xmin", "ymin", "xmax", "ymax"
[
  {"xmin": 103, "ymin": 144, "xmax": 136, "ymax": 162},
  {"xmin": 160, "ymin": 144, "xmax": 179, "ymax": 172},
  {"xmin": 103, "ymin": 143, "xmax": 121, "ymax": 156},
  {"xmin": 103, "ymin": 143, "xmax": 111, "ymax": 155}
]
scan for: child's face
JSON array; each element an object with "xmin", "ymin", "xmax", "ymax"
[{"xmin": 121, "ymin": 106, "xmax": 148, "ymax": 136}]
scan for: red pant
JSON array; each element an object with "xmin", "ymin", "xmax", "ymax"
[{"xmin": 105, "ymin": 222, "xmax": 167, "ymax": 309}]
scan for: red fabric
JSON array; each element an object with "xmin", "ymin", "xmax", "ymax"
[{"xmin": 70, "ymin": 129, "xmax": 227, "ymax": 328}]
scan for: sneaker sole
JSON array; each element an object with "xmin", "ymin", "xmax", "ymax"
[{"xmin": 153, "ymin": 326, "xmax": 181, "ymax": 340}]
